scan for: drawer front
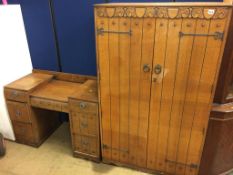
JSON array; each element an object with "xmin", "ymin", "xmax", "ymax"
[
  {"xmin": 7, "ymin": 101, "xmax": 31, "ymax": 123},
  {"xmin": 71, "ymin": 112, "xmax": 98, "ymax": 136},
  {"xmin": 73, "ymin": 134, "xmax": 99, "ymax": 156},
  {"xmin": 12, "ymin": 122, "xmax": 33, "ymax": 143},
  {"xmin": 70, "ymin": 100, "xmax": 98, "ymax": 113},
  {"xmin": 30, "ymin": 97, "xmax": 68, "ymax": 113},
  {"xmin": 4, "ymin": 89, "xmax": 27, "ymax": 102}
]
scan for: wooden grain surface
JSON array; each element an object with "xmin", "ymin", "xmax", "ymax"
[
  {"xmin": 5, "ymin": 73, "xmax": 53, "ymax": 91},
  {"xmin": 95, "ymin": 4, "xmax": 232, "ymax": 175},
  {"xmin": 30, "ymin": 80, "xmax": 82, "ymax": 102}
]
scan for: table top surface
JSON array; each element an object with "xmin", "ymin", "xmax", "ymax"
[
  {"xmin": 30, "ymin": 80, "xmax": 83, "ymax": 103},
  {"xmin": 70, "ymin": 80, "xmax": 98, "ymax": 103},
  {"xmin": 5, "ymin": 73, "xmax": 53, "ymax": 91}
]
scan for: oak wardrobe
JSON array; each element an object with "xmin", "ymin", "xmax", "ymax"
[{"xmin": 94, "ymin": 2, "xmax": 232, "ymax": 175}]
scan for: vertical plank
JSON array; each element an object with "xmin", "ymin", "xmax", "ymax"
[
  {"xmin": 96, "ymin": 16, "xmax": 112, "ymax": 160},
  {"xmin": 109, "ymin": 18, "xmax": 120, "ymax": 162},
  {"xmin": 156, "ymin": 19, "xmax": 182, "ymax": 172},
  {"xmin": 129, "ymin": 18, "xmax": 143, "ymax": 166},
  {"xmin": 175, "ymin": 19, "xmax": 210, "ymax": 175},
  {"xmin": 137, "ymin": 18, "xmax": 156, "ymax": 167},
  {"xmin": 165, "ymin": 19, "xmax": 196, "ymax": 174},
  {"xmin": 185, "ymin": 19, "xmax": 228, "ymax": 175},
  {"xmin": 147, "ymin": 18, "xmax": 168, "ymax": 170},
  {"xmin": 119, "ymin": 18, "xmax": 131, "ymax": 163}
]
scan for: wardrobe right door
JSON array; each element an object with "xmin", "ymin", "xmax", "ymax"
[{"xmin": 147, "ymin": 7, "xmax": 232, "ymax": 175}]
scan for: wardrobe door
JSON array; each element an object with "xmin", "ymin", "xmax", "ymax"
[
  {"xmin": 95, "ymin": 9, "xmax": 156, "ymax": 166},
  {"xmin": 147, "ymin": 8, "xmax": 231, "ymax": 175}
]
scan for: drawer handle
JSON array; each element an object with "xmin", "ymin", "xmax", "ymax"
[
  {"xmin": 81, "ymin": 122, "xmax": 88, "ymax": 128},
  {"xmin": 11, "ymin": 91, "xmax": 18, "ymax": 98},
  {"xmin": 15, "ymin": 110, "xmax": 21, "ymax": 117},
  {"xmin": 79, "ymin": 102, "xmax": 87, "ymax": 109}
]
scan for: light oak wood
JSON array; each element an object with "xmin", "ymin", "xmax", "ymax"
[
  {"xmin": 30, "ymin": 80, "xmax": 82, "ymax": 103},
  {"xmin": 4, "ymin": 73, "xmax": 100, "ymax": 162},
  {"xmin": 95, "ymin": 3, "xmax": 232, "ymax": 175},
  {"xmin": 95, "ymin": 16, "xmax": 112, "ymax": 160},
  {"xmin": 128, "ymin": 18, "xmax": 143, "ymax": 166}
]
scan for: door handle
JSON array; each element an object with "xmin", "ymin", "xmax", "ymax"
[
  {"xmin": 143, "ymin": 64, "xmax": 151, "ymax": 73},
  {"xmin": 154, "ymin": 64, "xmax": 162, "ymax": 74}
]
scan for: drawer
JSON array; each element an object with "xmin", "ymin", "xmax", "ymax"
[
  {"xmin": 30, "ymin": 97, "xmax": 68, "ymax": 112},
  {"xmin": 4, "ymin": 88, "xmax": 27, "ymax": 102},
  {"xmin": 73, "ymin": 134, "xmax": 99, "ymax": 156},
  {"xmin": 70, "ymin": 100, "xmax": 98, "ymax": 113},
  {"xmin": 7, "ymin": 101, "xmax": 31, "ymax": 123},
  {"xmin": 12, "ymin": 122, "xmax": 33, "ymax": 144},
  {"xmin": 71, "ymin": 112, "xmax": 98, "ymax": 136}
]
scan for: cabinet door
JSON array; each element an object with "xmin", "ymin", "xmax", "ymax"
[
  {"xmin": 147, "ymin": 12, "xmax": 231, "ymax": 175},
  {"xmin": 95, "ymin": 10, "xmax": 156, "ymax": 165}
]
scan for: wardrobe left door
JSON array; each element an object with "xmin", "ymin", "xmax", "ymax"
[{"xmin": 95, "ymin": 8, "xmax": 157, "ymax": 167}]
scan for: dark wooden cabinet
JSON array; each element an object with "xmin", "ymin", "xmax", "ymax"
[{"xmin": 200, "ymin": 104, "xmax": 233, "ymax": 175}]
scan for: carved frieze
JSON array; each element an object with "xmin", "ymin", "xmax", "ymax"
[{"xmin": 96, "ymin": 6, "xmax": 229, "ymax": 19}]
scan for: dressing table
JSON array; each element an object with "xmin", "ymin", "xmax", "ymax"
[{"xmin": 4, "ymin": 69, "xmax": 100, "ymax": 162}]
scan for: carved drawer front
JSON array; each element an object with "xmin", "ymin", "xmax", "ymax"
[
  {"xmin": 71, "ymin": 112, "xmax": 98, "ymax": 136},
  {"xmin": 73, "ymin": 134, "xmax": 99, "ymax": 156},
  {"xmin": 4, "ymin": 88, "xmax": 27, "ymax": 102},
  {"xmin": 70, "ymin": 100, "xmax": 98, "ymax": 113},
  {"xmin": 12, "ymin": 122, "xmax": 33, "ymax": 144},
  {"xmin": 7, "ymin": 101, "xmax": 31, "ymax": 123},
  {"xmin": 30, "ymin": 97, "xmax": 68, "ymax": 113}
]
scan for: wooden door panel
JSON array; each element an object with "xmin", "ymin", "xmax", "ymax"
[
  {"xmin": 165, "ymin": 19, "xmax": 197, "ymax": 174},
  {"xmin": 95, "ymin": 16, "xmax": 112, "ymax": 160},
  {"xmin": 155, "ymin": 19, "xmax": 182, "ymax": 172},
  {"xmin": 137, "ymin": 18, "xmax": 156, "ymax": 167},
  {"xmin": 147, "ymin": 18, "xmax": 169, "ymax": 170},
  {"xmin": 119, "ymin": 18, "xmax": 131, "ymax": 164},
  {"xmin": 109, "ymin": 17, "xmax": 120, "ymax": 162},
  {"xmin": 175, "ymin": 19, "xmax": 211, "ymax": 175},
  {"xmin": 185, "ymin": 18, "xmax": 229, "ymax": 175},
  {"xmin": 128, "ymin": 18, "xmax": 143, "ymax": 166}
]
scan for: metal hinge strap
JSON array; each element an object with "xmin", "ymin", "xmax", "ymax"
[
  {"xmin": 179, "ymin": 31, "xmax": 224, "ymax": 40},
  {"xmin": 102, "ymin": 144, "xmax": 129, "ymax": 153},
  {"xmin": 165, "ymin": 159, "xmax": 198, "ymax": 169},
  {"xmin": 97, "ymin": 28, "xmax": 132, "ymax": 36}
]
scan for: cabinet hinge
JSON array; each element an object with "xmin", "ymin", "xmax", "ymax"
[{"xmin": 102, "ymin": 144, "xmax": 129, "ymax": 153}]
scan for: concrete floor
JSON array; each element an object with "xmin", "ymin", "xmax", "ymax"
[{"xmin": 0, "ymin": 123, "xmax": 150, "ymax": 175}]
